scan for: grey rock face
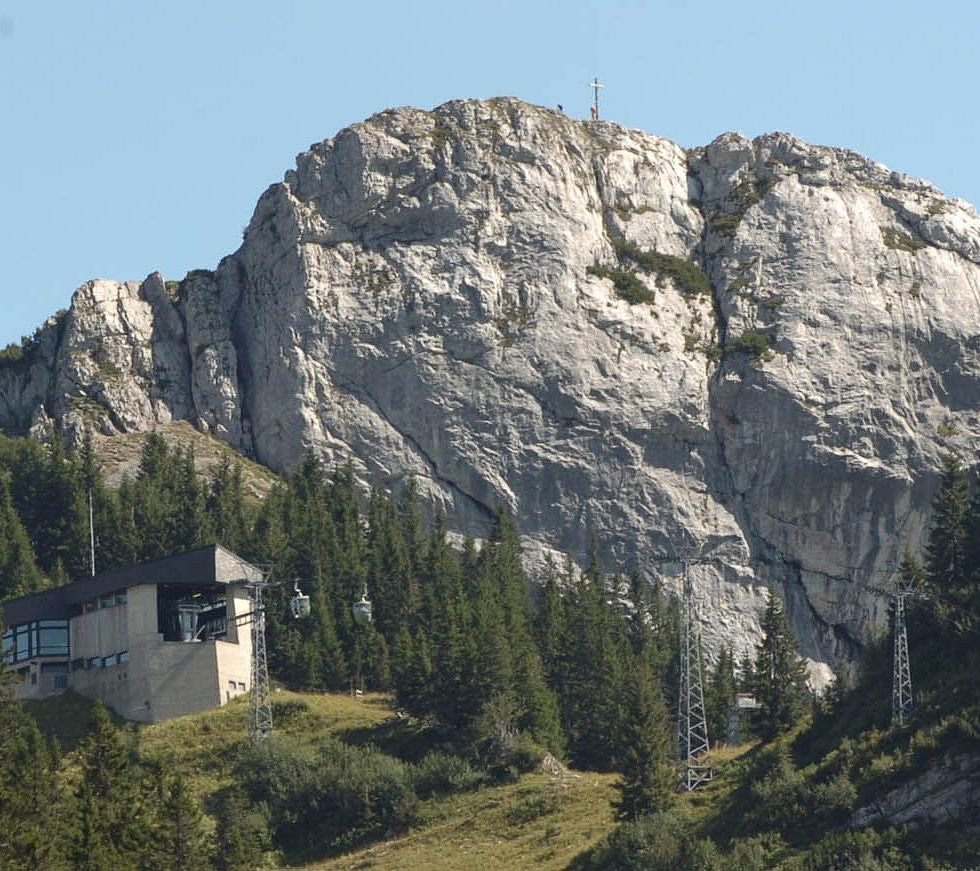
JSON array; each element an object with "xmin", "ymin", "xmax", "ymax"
[
  {"xmin": 4, "ymin": 99, "xmax": 980, "ymax": 679},
  {"xmin": 851, "ymin": 755, "xmax": 980, "ymax": 830}
]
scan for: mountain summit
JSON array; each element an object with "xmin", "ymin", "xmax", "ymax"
[{"xmin": 3, "ymin": 98, "xmax": 979, "ymax": 676}]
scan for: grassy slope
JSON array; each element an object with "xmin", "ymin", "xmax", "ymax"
[
  {"xmin": 306, "ymin": 772, "xmax": 619, "ymax": 871},
  {"xmin": 33, "ymin": 683, "xmax": 976, "ymax": 868},
  {"xmin": 28, "ymin": 689, "xmax": 620, "ymax": 870},
  {"xmin": 93, "ymin": 420, "xmax": 280, "ymax": 500}
]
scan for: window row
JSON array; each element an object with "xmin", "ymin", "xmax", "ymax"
[
  {"xmin": 81, "ymin": 590, "xmax": 127, "ymax": 613},
  {"xmin": 1, "ymin": 620, "xmax": 70, "ymax": 663},
  {"xmin": 70, "ymin": 650, "xmax": 129, "ymax": 671}
]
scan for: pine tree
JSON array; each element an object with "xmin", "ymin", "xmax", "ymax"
[
  {"xmin": 557, "ymin": 554, "xmax": 630, "ymax": 769},
  {"xmin": 70, "ymin": 703, "xmax": 149, "ymax": 870},
  {"xmin": 925, "ymin": 453, "xmax": 969, "ymax": 602},
  {"xmin": 752, "ymin": 591, "xmax": 810, "ymax": 740},
  {"xmin": 0, "ymin": 471, "xmax": 44, "ymax": 598},
  {"xmin": 206, "ymin": 455, "xmax": 250, "ymax": 553},
  {"xmin": 151, "ymin": 774, "xmax": 211, "ymax": 870},
  {"xmin": 0, "ymin": 699, "xmax": 65, "ymax": 869},
  {"xmin": 213, "ymin": 786, "xmax": 268, "ymax": 870},
  {"xmin": 706, "ymin": 646, "xmax": 736, "ymax": 747},
  {"xmin": 615, "ymin": 662, "xmax": 675, "ymax": 819}
]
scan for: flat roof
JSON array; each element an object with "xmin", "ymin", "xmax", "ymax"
[{"xmin": 2, "ymin": 544, "xmax": 262, "ymax": 626}]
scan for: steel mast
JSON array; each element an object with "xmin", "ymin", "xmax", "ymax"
[
  {"xmin": 868, "ymin": 577, "xmax": 928, "ymax": 727},
  {"xmin": 676, "ymin": 559, "xmax": 713, "ymax": 790}
]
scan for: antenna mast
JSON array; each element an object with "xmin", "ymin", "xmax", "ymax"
[{"xmin": 676, "ymin": 559, "xmax": 713, "ymax": 790}]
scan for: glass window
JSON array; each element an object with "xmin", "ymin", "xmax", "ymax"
[
  {"xmin": 87, "ymin": 657, "xmax": 100, "ymax": 670},
  {"xmin": 117, "ymin": 651, "xmax": 129, "ymax": 664},
  {"xmin": 36, "ymin": 621, "xmax": 69, "ymax": 657},
  {"xmin": 84, "ymin": 600, "xmax": 98, "ymax": 613},
  {"xmin": 15, "ymin": 626, "xmax": 30, "ymax": 661},
  {"xmin": 99, "ymin": 595, "xmax": 113, "ymax": 610},
  {"xmin": 40, "ymin": 662, "xmax": 69, "ymax": 674},
  {"xmin": 1, "ymin": 629, "xmax": 12, "ymax": 660},
  {"xmin": 115, "ymin": 591, "xmax": 127, "ymax": 606},
  {"xmin": 101, "ymin": 656, "xmax": 114, "ymax": 669}
]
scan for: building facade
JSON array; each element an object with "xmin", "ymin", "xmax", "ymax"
[{"xmin": 1, "ymin": 545, "xmax": 260, "ymax": 723}]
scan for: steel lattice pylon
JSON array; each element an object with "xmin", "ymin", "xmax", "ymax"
[
  {"xmin": 892, "ymin": 594, "xmax": 912, "ymax": 726},
  {"xmin": 249, "ymin": 582, "xmax": 273, "ymax": 743},
  {"xmin": 677, "ymin": 561, "xmax": 713, "ymax": 791},
  {"xmin": 868, "ymin": 578, "xmax": 927, "ymax": 728}
]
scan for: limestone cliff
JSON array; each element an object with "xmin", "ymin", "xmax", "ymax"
[{"xmin": 4, "ymin": 98, "xmax": 980, "ymax": 678}]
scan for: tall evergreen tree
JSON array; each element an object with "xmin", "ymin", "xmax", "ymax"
[
  {"xmin": 705, "ymin": 646, "xmax": 736, "ymax": 747},
  {"xmin": 0, "ymin": 472, "xmax": 44, "ymax": 599},
  {"xmin": 70, "ymin": 703, "xmax": 150, "ymax": 870},
  {"xmin": 150, "ymin": 774, "xmax": 211, "ymax": 871},
  {"xmin": 925, "ymin": 453, "xmax": 969, "ymax": 602},
  {"xmin": 751, "ymin": 591, "xmax": 810, "ymax": 740},
  {"xmin": 615, "ymin": 662, "xmax": 675, "ymax": 819},
  {"xmin": 0, "ymin": 687, "xmax": 65, "ymax": 870}
]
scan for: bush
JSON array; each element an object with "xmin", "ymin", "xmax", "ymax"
[
  {"xmin": 270, "ymin": 698, "xmax": 311, "ymax": 726},
  {"xmin": 241, "ymin": 736, "xmax": 418, "ymax": 854},
  {"xmin": 412, "ymin": 751, "xmax": 483, "ymax": 799},
  {"xmin": 505, "ymin": 792, "xmax": 559, "ymax": 825},
  {"xmin": 732, "ymin": 331, "xmax": 771, "ymax": 360},
  {"xmin": 584, "ymin": 812, "xmax": 722, "ymax": 871},
  {"xmin": 0, "ymin": 342, "xmax": 25, "ymax": 365},
  {"xmin": 588, "ymin": 264, "xmax": 655, "ymax": 305},
  {"xmin": 881, "ymin": 226, "xmax": 926, "ymax": 253},
  {"xmin": 810, "ymin": 772, "xmax": 858, "ymax": 823},
  {"xmin": 611, "ymin": 237, "xmax": 712, "ymax": 296}
]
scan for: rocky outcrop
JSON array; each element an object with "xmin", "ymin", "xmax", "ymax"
[
  {"xmin": 851, "ymin": 754, "xmax": 980, "ymax": 830},
  {"xmin": 4, "ymin": 98, "xmax": 980, "ymax": 677}
]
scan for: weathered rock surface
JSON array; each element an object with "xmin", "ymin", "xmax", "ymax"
[
  {"xmin": 851, "ymin": 754, "xmax": 980, "ymax": 830},
  {"xmin": 4, "ymin": 98, "xmax": 980, "ymax": 676}
]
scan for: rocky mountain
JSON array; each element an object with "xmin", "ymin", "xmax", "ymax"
[{"xmin": 3, "ymin": 98, "xmax": 980, "ymax": 678}]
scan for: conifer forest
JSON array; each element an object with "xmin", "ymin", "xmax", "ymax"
[{"xmin": 0, "ymin": 433, "xmax": 978, "ymax": 869}]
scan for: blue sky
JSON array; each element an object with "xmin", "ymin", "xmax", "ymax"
[{"xmin": 1, "ymin": 0, "xmax": 977, "ymax": 346}]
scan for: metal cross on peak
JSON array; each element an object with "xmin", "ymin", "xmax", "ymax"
[{"xmin": 589, "ymin": 77, "xmax": 604, "ymax": 120}]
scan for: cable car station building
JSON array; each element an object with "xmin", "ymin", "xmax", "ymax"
[{"xmin": 1, "ymin": 545, "xmax": 260, "ymax": 723}]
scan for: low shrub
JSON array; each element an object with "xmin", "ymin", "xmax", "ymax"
[
  {"xmin": 881, "ymin": 226, "xmax": 926, "ymax": 253},
  {"xmin": 732, "ymin": 331, "xmax": 771, "ymax": 360},
  {"xmin": 505, "ymin": 792, "xmax": 559, "ymax": 825},
  {"xmin": 611, "ymin": 237, "xmax": 712, "ymax": 296},
  {"xmin": 412, "ymin": 751, "xmax": 483, "ymax": 798},
  {"xmin": 241, "ymin": 735, "xmax": 418, "ymax": 854},
  {"xmin": 583, "ymin": 812, "xmax": 722, "ymax": 871},
  {"xmin": 587, "ymin": 264, "xmax": 655, "ymax": 305}
]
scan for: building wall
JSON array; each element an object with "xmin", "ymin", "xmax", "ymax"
[
  {"xmin": 72, "ymin": 661, "xmax": 133, "ymax": 716},
  {"xmin": 13, "ymin": 576, "xmax": 253, "ymax": 724},
  {"xmin": 120, "ymin": 582, "xmax": 251, "ymax": 723},
  {"xmin": 71, "ymin": 596, "xmax": 129, "ymax": 662}
]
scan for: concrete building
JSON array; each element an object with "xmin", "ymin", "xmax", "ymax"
[{"xmin": 1, "ymin": 545, "xmax": 260, "ymax": 723}]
